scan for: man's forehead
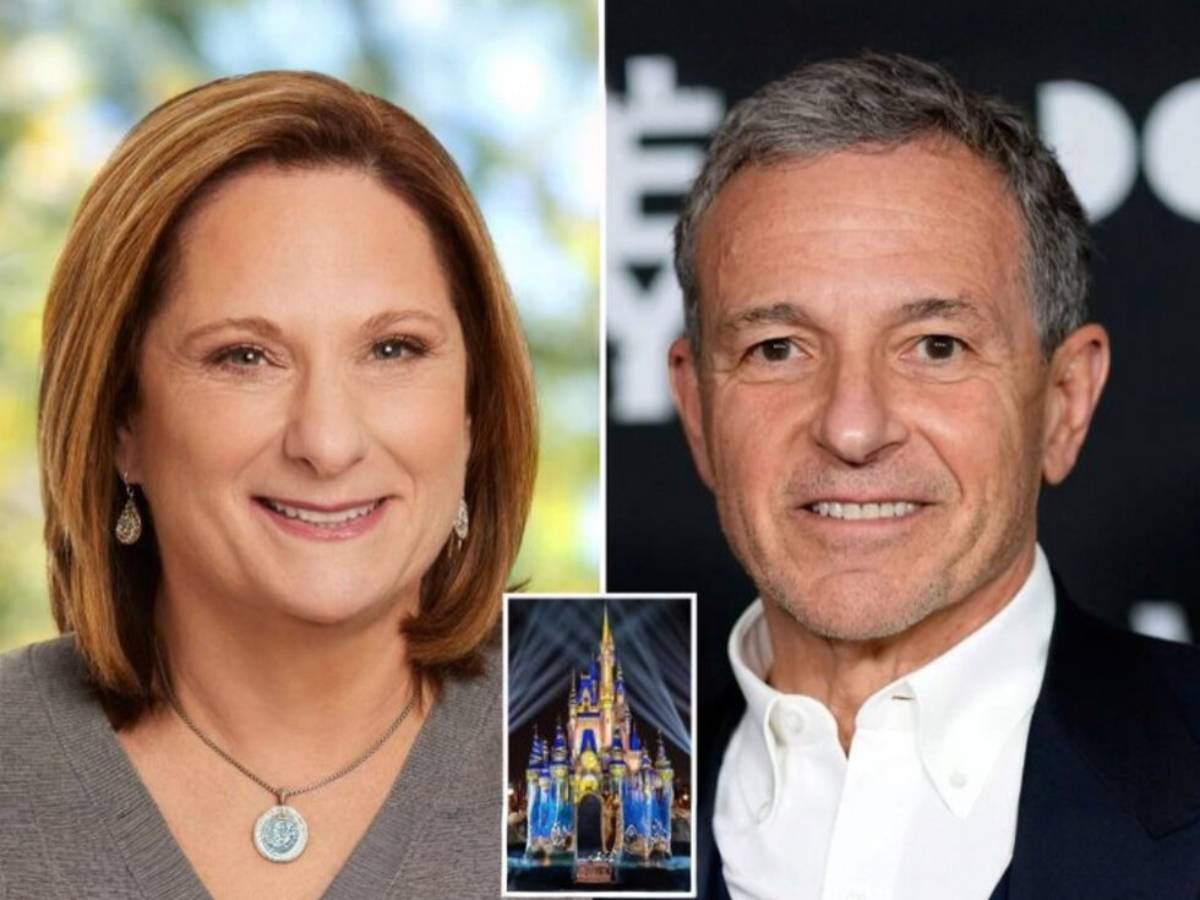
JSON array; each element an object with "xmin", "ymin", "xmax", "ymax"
[
  {"xmin": 700, "ymin": 139, "xmax": 1020, "ymax": 244},
  {"xmin": 694, "ymin": 140, "xmax": 1030, "ymax": 336}
]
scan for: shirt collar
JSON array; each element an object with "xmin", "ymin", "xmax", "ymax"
[{"xmin": 727, "ymin": 545, "xmax": 1056, "ymax": 819}]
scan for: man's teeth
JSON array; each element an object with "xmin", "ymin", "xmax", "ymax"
[
  {"xmin": 809, "ymin": 501, "xmax": 921, "ymax": 520},
  {"xmin": 264, "ymin": 499, "xmax": 380, "ymax": 525}
]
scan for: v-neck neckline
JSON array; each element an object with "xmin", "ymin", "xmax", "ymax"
[{"xmin": 32, "ymin": 636, "xmax": 496, "ymax": 899}]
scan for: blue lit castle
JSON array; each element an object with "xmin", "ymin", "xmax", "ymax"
[{"xmin": 524, "ymin": 608, "xmax": 675, "ymax": 861}]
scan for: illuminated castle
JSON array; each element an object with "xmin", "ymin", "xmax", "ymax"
[{"xmin": 523, "ymin": 607, "xmax": 675, "ymax": 861}]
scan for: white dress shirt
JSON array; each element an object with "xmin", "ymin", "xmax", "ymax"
[{"xmin": 713, "ymin": 546, "xmax": 1056, "ymax": 900}]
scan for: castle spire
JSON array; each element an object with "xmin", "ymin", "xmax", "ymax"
[
  {"xmin": 601, "ymin": 603, "xmax": 614, "ymax": 650},
  {"xmin": 655, "ymin": 730, "xmax": 671, "ymax": 769},
  {"xmin": 527, "ymin": 725, "xmax": 543, "ymax": 768},
  {"xmin": 551, "ymin": 718, "xmax": 569, "ymax": 764}
]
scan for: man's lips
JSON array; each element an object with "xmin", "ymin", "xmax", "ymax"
[{"xmin": 801, "ymin": 499, "xmax": 929, "ymax": 521}]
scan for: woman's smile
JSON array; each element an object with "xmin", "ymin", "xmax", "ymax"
[{"xmin": 253, "ymin": 495, "xmax": 390, "ymax": 541}]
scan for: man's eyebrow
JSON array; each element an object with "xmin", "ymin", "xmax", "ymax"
[
  {"xmin": 895, "ymin": 297, "xmax": 986, "ymax": 325},
  {"xmin": 720, "ymin": 301, "xmax": 821, "ymax": 334}
]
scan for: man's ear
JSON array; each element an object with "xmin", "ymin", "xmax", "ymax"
[
  {"xmin": 1042, "ymin": 323, "xmax": 1110, "ymax": 485},
  {"xmin": 668, "ymin": 336, "xmax": 716, "ymax": 490}
]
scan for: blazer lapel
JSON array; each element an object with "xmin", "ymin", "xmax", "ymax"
[
  {"xmin": 697, "ymin": 684, "xmax": 743, "ymax": 899},
  {"xmin": 1005, "ymin": 592, "xmax": 1200, "ymax": 899},
  {"xmin": 986, "ymin": 865, "xmax": 1010, "ymax": 900}
]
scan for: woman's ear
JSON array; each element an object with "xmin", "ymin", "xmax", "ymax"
[{"xmin": 115, "ymin": 419, "xmax": 141, "ymax": 483}]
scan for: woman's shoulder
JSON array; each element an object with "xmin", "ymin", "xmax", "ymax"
[
  {"xmin": 438, "ymin": 639, "xmax": 502, "ymax": 733},
  {"xmin": 0, "ymin": 637, "xmax": 154, "ymax": 896},
  {"xmin": 0, "ymin": 634, "xmax": 98, "ymax": 766},
  {"xmin": 414, "ymin": 640, "xmax": 502, "ymax": 783},
  {"xmin": 0, "ymin": 634, "xmax": 83, "ymax": 715}
]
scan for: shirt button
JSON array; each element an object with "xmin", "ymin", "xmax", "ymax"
[
  {"xmin": 770, "ymin": 707, "xmax": 806, "ymax": 742},
  {"xmin": 950, "ymin": 771, "xmax": 968, "ymax": 789}
]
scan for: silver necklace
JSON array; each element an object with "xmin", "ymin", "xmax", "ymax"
[{"xmin": 156, "ymin": 652, "xmax": 416, "ymax": 863}]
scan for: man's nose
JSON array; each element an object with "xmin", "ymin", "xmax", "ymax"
[
  {"xmin": 282, "ymin": 369, "xmax": 368, "ymax": 478},
  {"xmin": 810, "ymin": 354, "xmax": 907, "ymax": 465}
]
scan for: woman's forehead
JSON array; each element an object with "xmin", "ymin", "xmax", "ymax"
[{"xmin": 158, "ymin": 166, "xmax": 459, "ymax": 334}]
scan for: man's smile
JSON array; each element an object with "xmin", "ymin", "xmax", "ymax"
[{"xmin": 803, "ymin": 500, "xmax": 926, "ymax": 520}]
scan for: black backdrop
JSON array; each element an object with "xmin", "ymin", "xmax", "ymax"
[{"xmin": 605, "ymin": 0, "xmax": 1200, "ymax": 696}]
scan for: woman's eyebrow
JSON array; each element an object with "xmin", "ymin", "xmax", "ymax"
[
  {"xmin": 359, "ymin": 309, "xmax": 446, "ymax": 334},
  {"xmin": 179, "ymin": 310, "xmax": 449, "ymax": 352},
  {"xmin": 181, "ymin": 316, "xmax": 283, "ymax": 346}
]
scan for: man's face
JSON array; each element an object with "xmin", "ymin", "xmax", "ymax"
[{"xmin": 672, "ymin": 139, "xmax": 1072, "ymax": 640}]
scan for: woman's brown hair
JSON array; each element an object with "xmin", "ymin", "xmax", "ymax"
[{"xmin": 38, "ymin": 71, "xmax": 537, "ymax": 725}]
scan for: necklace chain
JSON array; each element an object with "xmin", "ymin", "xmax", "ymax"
[{"xmin": 156, "ymin": 649, "xmax": 416, "ymax": 805}]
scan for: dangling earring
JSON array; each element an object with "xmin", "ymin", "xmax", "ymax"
[
  {"xmin": 115, "ymin": 473, "xmax": 143, "ymax": 545},
  {"xmin": 453, "ymin": 498, "xmax": 470, "ymax": 548}
]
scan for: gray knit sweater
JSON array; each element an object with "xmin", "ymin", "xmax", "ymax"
[{"xmin": 0, "ymin": 635, "xmax": 503, "ymax": 898}]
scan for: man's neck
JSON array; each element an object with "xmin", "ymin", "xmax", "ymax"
[{"xmin": 762, "ymin": 544, "xmax": 1037, "ymax": 753}]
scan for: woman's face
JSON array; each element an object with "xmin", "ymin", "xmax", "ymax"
[{"xmin": 117, "ymin": 165, "xmax": 470, "ymax": 628}]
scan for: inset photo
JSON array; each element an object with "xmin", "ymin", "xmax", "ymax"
[{"xmin": 504, "ymin": 594, "xmax": 696, "ymax": 896}]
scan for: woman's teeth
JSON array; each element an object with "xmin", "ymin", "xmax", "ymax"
[{"xmin": 263, "ymin": 498, "xmax": 381, "ymax": 526}]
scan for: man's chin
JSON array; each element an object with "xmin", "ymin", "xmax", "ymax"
[{"xmin": 766, "ymin": 573, "xmax": 950, "ymax": 643}]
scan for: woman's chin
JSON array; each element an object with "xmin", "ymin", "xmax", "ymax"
[{"xmin": 247, "ymin": 579, "xmax": 415, "ymax": 631}]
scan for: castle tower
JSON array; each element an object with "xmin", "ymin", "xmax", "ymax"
[
  {"xmin": 549, "ymin": 720, "xmax": 573, "ymax": 849},
  {"xmin": 653, "ymin": 732, "xmax": 675, "ymax": 857},
  {"xmin": 574, "ymin": 660, "xmax": 602, "ymax": 759},
  {"xmin": 599, "ymin": 606, "xmax": 616, "ymax": 748},
  {"xmin": 567, "ymin": 672, "xmax": 578, "ymax": 758},
  {"xmin": 637, "ymin": 744, "xmax": 655, "ymax": 860},
  {"xmin": 614, "ymin": 660, "xmax": 628, "ymax": 750},
  {"xmin": 627, "ymin": 723, "xmax": 643, "ymax": 775},
  {"xmin": 609, "ymin": 727, "xmax": 628, "ymax": 854},
  {"xmin": 524, "ymin": 730, "xmax": 545, "ymax": 856}
]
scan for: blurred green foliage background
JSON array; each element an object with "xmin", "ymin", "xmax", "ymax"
[{"xmin": 0, "ymin": 0, "xmax": 600, "ymax": 651}]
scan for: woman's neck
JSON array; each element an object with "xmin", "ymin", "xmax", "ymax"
[{"xmin": 148, "ymin": 585, "xmax": 423, "ymax": 788}]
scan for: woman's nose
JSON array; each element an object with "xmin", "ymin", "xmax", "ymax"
[{"xmin": 281, "ymin": 370, "xmax": 369, "ymax": 478}]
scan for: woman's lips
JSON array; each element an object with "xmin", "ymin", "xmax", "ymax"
[{"xmin": 254, "ymin": 496, "xmax": 388, "ymax": 540}]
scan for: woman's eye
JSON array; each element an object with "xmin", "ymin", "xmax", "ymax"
[
  {"xmin": 372, "ymin": 337, "xmax": 427, "ymax": 360},
  {"xmin": 749, "ymin": 338, "xmax": 796, "ymax": 363},
  {"xmin": 915, "ymin": 334, "xmax": 965, "ymax": 361},
  {"xmin": 214, "ymin": 345, "xmax": 267, "ymax": 367}
]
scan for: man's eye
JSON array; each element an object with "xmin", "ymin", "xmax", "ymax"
[
  {"xmin": 372, "ymin": 336, "xmax": 427, "ymax": 360},
  {"xmin": 915, "ymin": 334, "xmax": 965, "ymax": 361},
  {"xmin": 748, "ymin": 338, "xmax": 796, "ymax": 363}
]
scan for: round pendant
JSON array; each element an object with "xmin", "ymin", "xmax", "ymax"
[{"xmin": 253, "ymin": 804, "xmax": 308, "ymax": 862}]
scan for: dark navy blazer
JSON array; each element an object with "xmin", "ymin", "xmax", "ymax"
[{"xmin": 695, "ymin": 592, "xmax": 1200, "ymax": 899}]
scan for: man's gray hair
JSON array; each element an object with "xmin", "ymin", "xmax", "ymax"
[{"xmin": 673, "ymin": 52, "xmax": 1091, "ymax": 356}]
